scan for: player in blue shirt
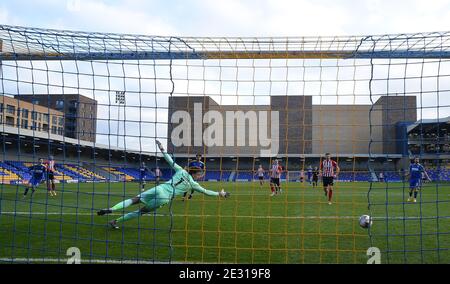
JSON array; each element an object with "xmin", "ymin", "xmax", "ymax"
[
  {"xmin": 407, "ymin": 157, "xmax": 431, "ymax": 203},
  {"xmin": 307, "ymin": 165, "xmax": 313, "ymax": 185},
  {"xmin": 23, "ymin": 158, "xmax": 47, "ymax": 198},
  {"xmin": 182, "ymin": 153, "xmax": 205, "ymax": 201},
  {"xmin": 139, "ymin": 162, "xmax": 149, "ymax": 192}
]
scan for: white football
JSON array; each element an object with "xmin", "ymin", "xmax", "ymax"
[{"xmin": 359, "ymin": 215, "xmax": 372, "ymax": 229}]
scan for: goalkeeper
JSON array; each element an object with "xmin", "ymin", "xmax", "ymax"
[{"xmin": 97, "ymin": 140, "xmax": 230, "ymax": 229}]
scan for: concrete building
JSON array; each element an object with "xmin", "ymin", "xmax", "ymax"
[
  {"xmin": 0, "ymin": 94, "xmax": 64, "ymax": 135},
  {"xmin": 167, "ymin": 95, "xmax": 417, "ymax": 157},
  {"xmin": 14, "ymin": 94, "xmax": 97, "ymax": 142}
]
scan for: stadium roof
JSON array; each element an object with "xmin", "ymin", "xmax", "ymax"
[
  {"xmin": 0, "ymin": 125, "xmax": 159, "ymax": 157},
  {"xmin": 407, "ymin": 116, "xmax": 450, "ymax": 133}
]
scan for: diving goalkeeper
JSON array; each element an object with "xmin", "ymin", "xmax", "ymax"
[{"xmin": 97, "ymin": 140, "xmax": 230, "ymax": 229}]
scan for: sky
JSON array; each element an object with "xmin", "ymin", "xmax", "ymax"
[
  {"xmin": 1, "ymin": 0, "xmax": 450, "ymax": 37},
  {"xmin": 1, "ymin": 0, "xmax": 450, "ymax": 152}
]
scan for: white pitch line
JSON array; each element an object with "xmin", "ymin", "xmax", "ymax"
[
  {"xmin": 1, "ymin": 211, "xmax": 357, "ymax": 219},
  {"xmin": 0, "ymin": 257, "xmax": 182, "ymax": 264},
  {"xmin": 1, "ymin": 211, "xmax": 447, "ymax": 220}
]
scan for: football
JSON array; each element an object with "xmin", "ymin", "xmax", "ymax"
[{"xmin": 359, "ymin": 215, "xmax": 372, "ymax": 229}]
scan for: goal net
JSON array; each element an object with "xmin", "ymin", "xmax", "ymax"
[{"xmin": 0, "ymin": 25, "xmax": 448, "ymax": 263}]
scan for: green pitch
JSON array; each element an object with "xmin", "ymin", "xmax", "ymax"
[{"xmin": 0, "ymin": 181, "xmax": 448, "ymax": 263}]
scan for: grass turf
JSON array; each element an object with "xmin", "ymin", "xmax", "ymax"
[{"xmin": 0, "ymin": 180, "xmax": 448, "ymax": 263}]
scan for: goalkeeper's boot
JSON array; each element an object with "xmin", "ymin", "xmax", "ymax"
[
  {"xmin": 407, "ymin": 197, "xmax": 412, "ymax": 202},
  {"xmin": 413, "ymin": 198, "xmax": 417, "ymax": 203},
  {"xmin": 97, "ymin": 209, "xmax": 112, "ymax": 216},
  {"xmin": 109, "ymin": 220, "xmax": 119, "ymax": 229}
]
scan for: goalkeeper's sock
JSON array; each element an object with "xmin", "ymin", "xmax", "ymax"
[
  {"xmin": 111, "ymin": 199, "xmax": 134, "ymax": 211},
  {"xmin": 116, "ymin": 210, "xmax": 141, "ymax": 223},
  {"xmin": 414, "ymin": 190, "xmax": 418, "ymax": 198},
  {"xmin": 409, "ymin": 190, "xmax": 413, "ymax": 197}
]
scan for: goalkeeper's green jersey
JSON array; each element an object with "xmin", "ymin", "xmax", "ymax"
[
  {"xmin": 159, "ymin": 151, "xmax": 218, "ymax": 197},
  {"xmin": 139, "ymin": 151, "xmax": 218, "ymax": 209}
]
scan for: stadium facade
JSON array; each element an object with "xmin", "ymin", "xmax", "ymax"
[
  {"xmin": 0, "ymin": 94, "xmax": 64, "ymax": 136},
  {"xmin": 15, "ymin": 94, "xmax": 98, "ymax": 142},
  {"xmin": 167, "ymin": 95, "xmax": 417, "ymax": 157}
]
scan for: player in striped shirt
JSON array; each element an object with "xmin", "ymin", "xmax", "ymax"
[
  {"xmin": 269, "ymin": 159, "xmax": 283, "ymax": 196},
  {"xmin": 319, "ymin": 153, "xmax": 340, "ymax": 205},
  {"xmin": 46, "ymin": 155, "xmax": 57, "ymax": 197}
]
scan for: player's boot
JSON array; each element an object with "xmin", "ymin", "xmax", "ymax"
[
  {"xmin": 407, "ymin": 197, "xmax": 412, "ymax": 202},
  {"xmin": 109, "ymin": 220, "xmax": 119, "ymax": 229},
  {"xmin": 413, "ymin": 198, "xmax": 417, "ymax": 203},
  {"xmin": 270, "ymin": 192, "xmax": 275, "ymax": 197},
  {"xmin": 328, "ymin": 201, "xmax": 332, "ymax": 205},
  {"xmin": 97, "ymin": 209, "xmax": 113, "ymax": 216}
]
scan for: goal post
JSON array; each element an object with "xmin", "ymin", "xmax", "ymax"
[{"xmin": 0, "ymin": 25, "xmax": 449, "ymax": 264}]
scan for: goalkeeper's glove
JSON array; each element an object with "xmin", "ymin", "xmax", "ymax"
[
  {"xmin": 156, "ymin": 140, "xmax": 164, "ymax": 152},
  {"xmin": 219, "ymin": 189, "xmax": 230, "ymax": 198}
]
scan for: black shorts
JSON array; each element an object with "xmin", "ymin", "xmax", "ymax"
[
  {"xmin": 47, "ymin": 172, "xmax": 54, "ymax": 180},
  {"xmin": 270, "ymin": 177, "xmax": 280, "ymax": 186},
  {"xmin": 258, "ymin": 176, "xmax": 264, "ymax": 180},
  {"xmin": 322, "ymin": 176, "xmax": 334, "ymax": 187}
]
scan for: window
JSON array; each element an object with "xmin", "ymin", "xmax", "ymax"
[
  {"xmin": 0, "ymin": 103, "xmax": 3, "ymax": 113},
  {"xmin": 31, "ymin": 121, "xmax": 37, "ymax": 130},
  {"xmin": 38, "ymin": 113, "xmax": 42, "ymax": 121},
  {"xmin": 6, "ymin": 105, "xmax": 15, "ymax": 115},
  {"xmin": 21, "ymin": 119, "xmax": 28, "ymax": 129},
  {"xmin": 43, "ymin": 113, "xmax": 49, "ymax": 123},
  {"xmin": 42, "ymin": 124, "xmax": 49, "ymax": 132},
  {"xmin": 0, "ymin": 115, "xmax": 2, "ymax": 123},
  {"xmin": 31, "ymin": 111, "xmax": 38, "ymax": 120},
  {"xmin": 56, "ymin": 100, "xmax": 64, "ymax": 110},
  {"xmin": 5, "ymin": 117, "xmax": 14, "ymax": 126},
  {"xmin": 52, "ymin": 115, "xmax": 57, "ymax": 124},
  {"xmin": 58, "ymin": 117, "xmax": 64, "ymax": 125},
  {"xmin": 22, "ymin": 109, "xmax": 29, "ymax": 118},
  {"xmin": 51, "ymin": 126, "xmax": 57, "ymax": 134}
]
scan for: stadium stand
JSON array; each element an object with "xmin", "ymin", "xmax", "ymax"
[{"xmin": 102, "ymin": 167, "xmax": 134, "ymax": 181}]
